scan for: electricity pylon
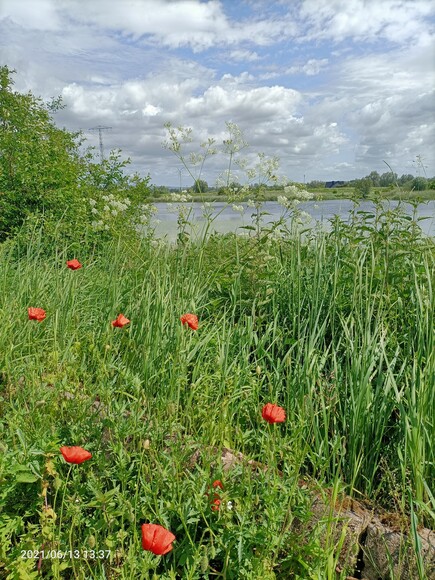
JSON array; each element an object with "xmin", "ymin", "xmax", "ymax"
[{"xmin": 88, "ymin": 125, "xmax": 112, "ymax": 163}]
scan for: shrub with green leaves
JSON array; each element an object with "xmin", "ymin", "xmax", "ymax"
[{"xmin": 0, "ymin": 66, "xmax": 152, "ymax": 252}]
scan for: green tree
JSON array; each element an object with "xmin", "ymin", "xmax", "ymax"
[
  {"xmin": 368, "ymin": 171, "xmax": 380, "ymax": 187},
  {"xmin": 192, "ymin": 179, "xmax": 208, "ymax": 193},
  {"xmin": 306, "ymin": 180, "xmax": 324, "ymax": 188},
  {"xmin": 0, "ymin": 66, "xmax": 84, "ymax": 239},
  {"xmin": 411, "ymin": 176, "xmax": 427, "ymax": 191},
  {"xmin": 398, "ymin": 174, "xmax": 414, "ymax": 185},
  {"xmin": 354, "ymin": 177, "xmax": 372, "ymax": 198},
  {"xmin": 0, "ymin": 66, "xmax": 149, "ymax": 247},
  {"xmin": 379, "ymin": 171, "xmax": 397, "ymax": 187}
]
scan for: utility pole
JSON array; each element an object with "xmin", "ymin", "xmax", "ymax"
[{"xmin": 88, "ymin": 125, "xmax": 112, "ymax": 163}]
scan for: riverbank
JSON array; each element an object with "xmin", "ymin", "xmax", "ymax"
[{"xmin": 147, "ymin": 187, "xmax": 435, "ymax": 203}]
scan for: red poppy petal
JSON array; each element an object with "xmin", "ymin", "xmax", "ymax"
[
  {"xmin": 28, "ymin": 307, "xmax": 46, "ymax": 321},
  {"xmin": 112, "ymin": 314, "xmax": 130, "ymax": 327},
  {"xmin": 66, "ymin": 259, "xmax": 82, "ymax": 270},
  {"xmin": 180, "ymin": 313, "xmax": 198, "ymax": 330},
  {"xmin": 262, "ymin": 403, "xmax": 286, "ymax": 423},
  {"xmin": 141, "ymin": 524, "xmax": 175, "ymax": 556},
  {"xmin": 60, "ymin": 446, "xmax": 92, "ymax": 464}
]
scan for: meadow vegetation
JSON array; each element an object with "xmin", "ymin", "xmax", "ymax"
[{"xmin": 0, "ymin": 66, "xmax": 434, "ymax": 579}]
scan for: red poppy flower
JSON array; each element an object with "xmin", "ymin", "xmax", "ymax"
[
  {"xmin": 112, "ymin": 314, "xmax": 130, "ymax": 328},
  {"xmin": 211, "ymin": 498, "xmax": 221, "ymax": 511},
  {"xmin": 261, "ymin": 403, "xmax": 286, "ymax": 424},
  {"xmin": 212, "ymin": 480, "xmax": 224, "ymax": 490},
  {"xmin": 28, "ymin": 307, "xmax": 46, "ymax": 322},
  {"xmin": 180, "ymin": 313, "xmax": 198, "ymax": 330},
  {"xmin": 141, "ymin": 524, "xmax": 175, "ymax": 555},
  {"xmin": 60, "ymin": 446, "xmax": 92, "ymax": 464},
  {"xmin": 66, "ymin": 258, "xmax": 82, "ymax": 270}
]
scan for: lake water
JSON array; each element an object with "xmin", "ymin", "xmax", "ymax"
[{"xmin": 150, "ymin": 200, "xmax": 435, "ymax": 241}]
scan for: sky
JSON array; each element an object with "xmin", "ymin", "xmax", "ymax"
[{"xmin": 1, "ymin": 0, "xmax": 434, "ymax": 188}]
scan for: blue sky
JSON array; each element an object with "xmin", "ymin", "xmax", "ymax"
[{"xmin": 1, "ymin": 0, "xmax": 434, "ymax": 187}]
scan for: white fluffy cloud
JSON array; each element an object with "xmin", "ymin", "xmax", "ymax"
[
  {"xmin": 297, "ymin": 0, "xmax": 434, "ymax": 43},
  {"xmin": 1, "ymin": 0, "xmax": 434, "ymax": 183}
]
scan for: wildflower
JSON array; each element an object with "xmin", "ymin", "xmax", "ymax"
[
  {"xmin": 89, "ymin": 199, "xmax": 97, "ymax": 207},
  {"xmin": 60, "ymin": 446, "xmax": 92, "ymax": 464},
  {"xmin": 211, "ymin": 498, "xmax": 221, "ymax": 511},
  {"xmin": 180, "ymin": 313, "xmax": 198, "ymax": 330},
  {"xmin": 231, "ymin": 204, "xmax": 244, "ymax": 213},
  {"xmin": 208, "ymin": 479, "xmax": 224, "ymax": 511},
  {"xmin": 298, "ymin": 211, "xmax": 312, "ymax": 223},
  {"xmin": 141, "ymin": 524, "xmax": 175, "ymax": 555},
  {"xmin": 66, "ymin": 259, "xmax": 82, "ymax": 270},
  {"xmin": 298, "ymin": 189, "xmax": 314, "ymax": 200},
  {"xmin": 112, "ymin": 314, "xmax": 130, "ymax": 328},
  {"xmin": 284, "ymin": 184, "xmax": 298, "ymax": 196},
  {"xmin": 28, "ymin": 307, "xmax": 46, "ymax": 322},
  {"xmin": 261, "ymin": 403, "xmax": 286, "ymax": 424},
  {"xmin": 227, "ymin": 501, "xmax": 233, "ymax": 511}
]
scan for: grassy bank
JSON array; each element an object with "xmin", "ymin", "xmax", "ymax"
[
  {"xmin": 148, "ymin": 188, "xmax": 435, "ymax": 203},
  {"xmin": 0, "ymin": 205, "xmax": 434, "ymax": 578}
]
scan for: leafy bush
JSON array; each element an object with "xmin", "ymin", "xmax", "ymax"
[{"xmin": 0, "ymin": 66, "xmax": 152, "ymax": 253}]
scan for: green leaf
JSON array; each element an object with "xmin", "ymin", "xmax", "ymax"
[{"xmin": 15, "ymin": 471, "xmax": 38, "ymax": 483}]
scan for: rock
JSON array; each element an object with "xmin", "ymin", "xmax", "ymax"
[
  {"xmin": 216, "ymin": 446, "xmax": 435, "ymax": 579},
  {"xmin": 363, "ymin": 522, "xmax": 435, "ymax": 579}
]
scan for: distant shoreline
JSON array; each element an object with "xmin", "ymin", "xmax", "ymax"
[{"xmin": 147, "ymin": 188, "xmax": 435, "ymax": 204}]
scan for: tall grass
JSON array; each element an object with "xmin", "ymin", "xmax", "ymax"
[{"xmin": 0, "ymin": 204, "xmax": 433, "ymax": 578}]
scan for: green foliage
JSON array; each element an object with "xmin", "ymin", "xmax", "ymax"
[
  {"xmin": 0, "ymin": 199, "xmax": 433, "ymax": 576},
  {"xmin": 0, "ymin": 66, "xmax": 152, "ymax": 250},
  {"xmin": 411, "ymin": 176, "xmax": 427, "ymax": 191},
  {"xmin": 0, "ymin": 66, "xmax": 85, "ymax": 241},
  {"xmin": 192, "ymin": 178, "xmax": 208, "ymax": 193},
  {"xmin": 353, "ymin": 177, "xmax": 372, "ymax": 198}
]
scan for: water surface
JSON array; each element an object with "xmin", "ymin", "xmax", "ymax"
[{"xmin": 150, "ymin": 200, "xmax": 435, "ymax": 241}]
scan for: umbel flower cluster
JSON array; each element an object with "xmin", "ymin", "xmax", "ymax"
[
  {"xmin": 89, "ymin": 193, "xmax": 131, "ymax": 230},
  {"xmin": 28, "ymin": 259, "xmax": 287, "ymax": 557}
]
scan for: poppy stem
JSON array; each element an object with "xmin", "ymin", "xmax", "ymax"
[
  {"xmin": 57, "ymin": 464, "xmax": 73, "ymax": 548},
  {"xmin": 266, "ymin": 423, "xmax": 278, "ymax": 471}
]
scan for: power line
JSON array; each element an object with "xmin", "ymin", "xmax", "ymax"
[{"xmin": 88, "ymin": 125, "xmax": 112, "ymax": 163}]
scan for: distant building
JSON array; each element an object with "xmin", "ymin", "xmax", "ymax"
[{"xmin": 325, "ymin": 180, "xmax": 346, "ymax": 188}]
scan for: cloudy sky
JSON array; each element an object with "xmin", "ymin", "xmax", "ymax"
[{"xmin": 1, "ymin": 0, "xmax": 434, "ymax": 187}]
